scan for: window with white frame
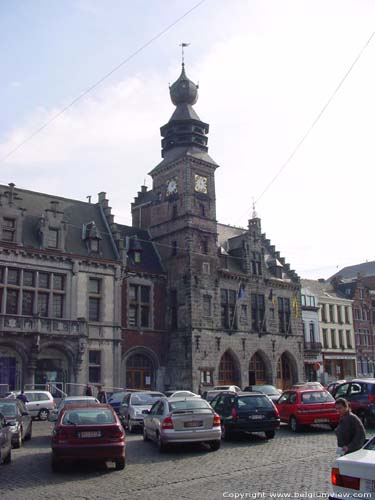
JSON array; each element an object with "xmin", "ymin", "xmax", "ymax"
[{"xmin": 128, "ymin": 284, "xmax": 151, "ymax": 328}]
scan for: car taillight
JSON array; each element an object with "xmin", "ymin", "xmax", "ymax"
[
  {"xmin": 53, "ymin": 427, "xmax": 67, "ymax": 442},
  {"xmin": 231, "ymin": 407, "xmax": 238, "ymax": 420},
  {"xmin": 273, "ymin": 406, "xmax": 280, "ymax": 417},
  {"xmin": 162, "ymin": 416, "xmax": 174, "ymax": 429},
  {"xmin": 331, "ymin": 468, "xmax": 360, "ymax": 490},
  {"xmin": 368, "ymin": 394, "xmax": 375, "ymax": 404},
  {"xmin": 213, "ymin": 414, "xmax": 221, "ymax": 427},
  {"xmin": 111, "ymin": 427, "xmax": 125, "ymax": 439}
]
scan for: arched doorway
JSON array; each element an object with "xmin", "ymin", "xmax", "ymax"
[
  {"xmin": 126, "ymin": 353, "xmax": 153, "ymax": 390},
  {"xmin": 249, "ymin": 352, "xmax": 267, "ymax": 385},
  {"xmin": 218, "ymin": 351, "xmax": 241, "ymax": 386},
  {"xmin": 277, "ymin": 352, "xmax": 297, "ymax": 390},
  {"xmin": 35, "ymin": 347, "xmax": 69, "ymax": 395},
  {"xmin": 0, "ymin": 345, "xmax": 24, "ymax": 393}
]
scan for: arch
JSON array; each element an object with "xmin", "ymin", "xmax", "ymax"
[
  {"xmin": 35, "ymin": 343, "xmax": 73, "ymax": 393},
  {"xmin": 248, "ymin": 350, "xmax": 272, "ymax": 385},
  {"xmin": 218, "ymin": 349, "xmax": 241, "ymax": 387},
  {"xmin": 276, "ymin": 351, "xmax": 299, "ymax": 390},
  {"xmin": 122, "ymin": 346, "xmax": 160, "ymax": 390},
  {"xmin": 0, "ymin": 341, "xmax": 28, "ymax": 392}
]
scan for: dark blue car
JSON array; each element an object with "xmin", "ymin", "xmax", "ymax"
[{"xmin": 107, "ymin": 391, "xmax": 128, "ymax": 415}]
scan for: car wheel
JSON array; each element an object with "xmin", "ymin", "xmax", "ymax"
[
  {"xmin": 115, "ymin": 457, "xmax": 126, "ymax": 471},
  {"xmin": 143, "ymin": 426, "xmax": 150, "ymax": 441},
  {"xmin": 289, "ymin": 416, "xmax": 300, "ymax": 433},
  {"xmin": 3, "ymin": 448, "xmax": 11, "ymax": 465},
  {"xmin": 13, "ymin": 431, "xmax": 22, "ymax": 449},
  {"xmin": 208, "ymin": 440, "xmax": 221, "ymax": 451},
  {"xmin": 265, "ymin": 430, "xmax": 275, "ymax": 439},
  {"xmin": 51, "ymin": 457, "xmax": 62, "ymax": 472},
  {"xmin": 24, "ymin": 423, "xmax": 32, "ymax": 441},
  {"xmin": 157, "ymin": 433, "xmax": 167, "ymax": 453},
  {"xmin": 127, "ymin": 418, "xmax": 134, "ymax": 433},
  {"xmin": 221, "ymin": 423, "xmax": 232, "ymax": 441},
  {"xmin": 38, "ymin": 409, "xmax": 49, "ymax": 421}
]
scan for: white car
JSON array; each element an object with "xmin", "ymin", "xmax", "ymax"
[
  {"xmin": 15, "ymin": 391, "xmax": 55, "ymax": 421},
  {"xmin": 49, "ymin": 396, "xmax": 99, "ymax": 422},
  {"xmin": 212, "ymin": 385, "xmax": 241, "ymax": 393},
  {"xmin": 164, "ymin": 391, "xmax": 200, "ymax": 399},
  {"xmin": 330, "ymin": 436, "xmax": 375, "ymax": 499}
]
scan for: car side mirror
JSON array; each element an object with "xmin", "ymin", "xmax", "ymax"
[
  {"xmin": 49, "ymin": 413, "xmax": 58, "ymax": 422},
  {"xmin": 142, "ymin": 410, "xmax": 150, "ymax": 414},
  {"xmin": 5, "ymin": 420, "xmax": 17, "ymax": 427}
]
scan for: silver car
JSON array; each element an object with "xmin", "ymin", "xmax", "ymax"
[
  {"xmin": 49, "ymin": 396, "xmax": 100, "ymax": 422},
  {"xmin": 0, "ymin": 413, "xmax": 12, "ymax": 465},
  {"xmin": 143, "ymin": 397, "xmax": 221, "ymax": 452},
  {"xmin": 119, "ymin": 391, "xmax": 164, "ymax": 433},
  {"xmin": 19, "ymin": 391, "xmax": 56, "ymax": 420}
]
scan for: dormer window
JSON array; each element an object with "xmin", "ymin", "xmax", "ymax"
[
  {"xmin": 83, "ymin": 221, "xmax": 102, "ymax": 255},
  {"xmin": 90, "ymin": 239, "xmax": 99, "ymax": 253},
  {"xmin": 2, "ymin": 218, "xmax": 16, "ymax": 242},
  {"xmin": 47, "ymin": 228, "xmax": 59, "ymax": 248},
  {"xmin": 134, "ymin": 250, "xmax": 141, "ymax": 263}
]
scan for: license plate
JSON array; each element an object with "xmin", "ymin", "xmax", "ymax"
[
  {"xmin": 184, "ymin": 421, "xmax": 203, "ymax": 428},
  {"xmin": 249, "ymin": 415, "xmax": 264, "ymax": 420},
  {"xmin": 79, "ymin": 431, "xmax": 101, "ymax": 438},
  {"xmin": 314, "ymin": 418, "xmax": 329, "ymax": 423}
]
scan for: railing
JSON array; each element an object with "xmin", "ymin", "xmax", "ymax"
[
  {"xmin": 0, "ymin": 314, "xmax": 87, "ymax": 336},
  {"xmin": 304, "ymin": 341, "xmax": 323, "ymax": 352}
]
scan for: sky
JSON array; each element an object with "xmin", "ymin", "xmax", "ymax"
[{"xmin": 1, "ymin": 0, "xmax": 375, "ymax": 280}]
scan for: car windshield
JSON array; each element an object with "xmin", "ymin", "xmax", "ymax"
[
  {"xmin": 131, "ymin": 394, "xmax": 163, "ymax": 405},
  {"xmin": 254, "ymin": 385, "xmax": 279, "ymax": 395},
  {"xmin": 108, "ymin": 392, "xmax": 127, "ymax": 402},
  {"xmin": 301, "ymin": 391, "xmax": 334, "ymax": 404},
  {"xmin": 237, "ymin": 395, "xmax": 274, "ymax": 409},
  {"xmin": 169, "ymin": 400, "xmax": 210, "ymax": 411},
  {"xmin": 62, "ymin": 408, "xmax": 115, "ymax": 425},
  {"xmin": 0, "ymin": 402, "xmax": 16, "ymax": 416}
]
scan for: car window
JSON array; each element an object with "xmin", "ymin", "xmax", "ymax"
[
  {"xmin": 0, "ymin": 415, "xmax": 4, "ymax": 429},
  {"xmin": 301, "ymin": 391, "xmax": 334, "ymax": 404},
  {"xmin": 210, "ymin": 395, "xmax": 223, "ymax": 410},
  {"xmin": 277, "ymin": 393, "xmax": 289, "ymax": 404},
  {"xmin": 108, "ymin": 392, "xmax": 127, "ymax": 402},
  {"xmin": 348, "ymin": 383, "xmax": 362, "ymax": 395},
  {"xmin": 62, "ymin": 408, "xmax": 115, "ymax": 425},
  {"xmin": 150, "ymin": 401, "xmax": 164, "ymax": 416},
  {"xmin": 335, "ymin": 383, "xmax": 349, "ymax": 397},
  {"xmin": 25, "ymin": 392, "xmax": 37, "ymax": 402},
  {"xmin": 289, "ymin": 393, "xmax": 297, "ymax": 404},
  {"xmin": 237, "ymin": 395, "xmax": 274, "ymax": 409},
  {"xmin": 131, "ymin": 393, "xmax": 163, "ymax": 405},
  {"xmin": 35, "ymin": 393, "xmax": 48, "ymax": 401},
  {"xmin": 0, "ymin": 402, "xmax": 17, "ymax": 416},
  {"xmin": 169, "ymin": 400, "xmax": 210, "ymax": 411},
  {"xmin": 254, "ymin": 385, "xmax": 278, "ymax": 395}
]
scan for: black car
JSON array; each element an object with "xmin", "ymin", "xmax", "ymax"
[
  {"xmin": 0, "ymin": 398, "xmax": 32, "ymax": 448},
  {"xmin": 210, "ymin": 391, "xmax": 280, "ymax": 440},
  {"xmin": 332, "ymin": 378, "xmax": 375, "ymax": 426}
]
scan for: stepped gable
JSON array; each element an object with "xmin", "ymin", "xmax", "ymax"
[{"xmin": 0, "ymin": 183, "xmax": 117, "ymax": 260}]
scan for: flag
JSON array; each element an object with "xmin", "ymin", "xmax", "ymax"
[
  {"xmin": 180, "ymin": 42, "xmax": 190, "ymax": 47},
  {"xmin": 269, "ymin": 289, "xmax": 276, "ymax": 306},
  {"xmin": 292, "ymin": 295, "xmax": 299, "ymax": 318}
]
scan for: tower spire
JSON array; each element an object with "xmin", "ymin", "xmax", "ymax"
[{"xmin": 179, "ymin": 42, "xmax": 190, "ymax": 66}]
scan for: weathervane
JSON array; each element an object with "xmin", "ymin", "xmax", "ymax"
[
  {"xmin": 179, "ymin": 42, "xmax": 190, "ymax": 66},
  {"xmin": 252, "ymin": 197, "xmax": 257, "ymax": 218}
]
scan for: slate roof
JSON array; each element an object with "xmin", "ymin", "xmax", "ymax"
[
  {"xmin": 300, "ymin": 279, "xmax": 348, "ymax": 301},
  {"xmin": 149, "ymin": 146, "xmax": 218, "ymax": 175},
  {"xmin": 0, "ymin": 184, "xmax": 117, "ymax": 260},
  {"xmin": 330, "ymin": 261, "xmax": 375, "ymax": 280}
]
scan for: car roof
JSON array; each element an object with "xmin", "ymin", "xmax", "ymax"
[
  {"xmin": 63, "ymin": 396, "xmax": 97, "ymax": 400},
  {"xmin": 284, "ymin": 388, "xmax": 328, "ymax": 393},
  {"xmin": 167, "ymin": 396, "xmax": 205, "ymax": 402}
]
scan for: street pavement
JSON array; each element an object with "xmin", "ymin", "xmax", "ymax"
[{"xmin": 1, "ymin": 422, "xmax": 374, "ymax": 500}]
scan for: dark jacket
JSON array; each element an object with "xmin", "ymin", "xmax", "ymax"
[
  {"xmin": 16, "ymin": 394, "xmax": 28, "ymax": 404},
  {"xmin": 97, "ymin": 391, "xmax": 108, "ymax": 404},
  {"xmin": 335, "ymin": 411, "xmax": 366, "ymax": 454}
]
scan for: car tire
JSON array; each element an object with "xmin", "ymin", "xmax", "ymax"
[
  {"xmin": 38, "ymin": 409, "xmax": 49, "ymax": 421},
  {"xmin": 221, "ymin": 423, "xmax": 231, "ymax": 441},
  {"xmin": 3, "ymin": 448, "xmax": 11, "ymax": 465},
  {"xmin": 209, "ymin": 440, "xmax": 221, "ymax": 451},
  {"xmin": 51, "ymin": 457, "xmax": 62, "ymax": 473},
  {"xmin": 24, "ymin": 423, "xmax": 32, "ymax": 441},
  {"xmin": 127, "ymin": 418, "xmax": 134, "ymax": 433},
  {"xmin": 289, "ymin": 416, "xmax": 300, "ymax": 433},
  {"xmin": 157, "ymin": 433, "xmax": 167, "ymax": 453},
  {"xmin": 115, "ymin": 457, "xmax": 126, "ymax": 471},
  {"xmin": 143, "ymin": 427, "xmax": 150, "ymax": 441},
  {"xmin": 265, "ymin": 430, "xmax": 275, "ymax": 439},
  {"xmin": 13, "ymin": 431, "xmax": 22, "ymax": 449}
]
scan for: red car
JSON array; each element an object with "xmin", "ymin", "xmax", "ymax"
[
  {"xmin": 275, "ymin": 389, "xmax": 339, "ymax": 432},
  {"xmin": 51, "ymin": 404, "xmax": 125, "ymax": 472}
]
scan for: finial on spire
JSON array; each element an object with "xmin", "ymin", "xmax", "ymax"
[
  {"xmin": 179, "ymin": 42, "xmax": 190, "ymax": 66},
  {"xmin": 252, "ymin": 197, "xmax": 257, "ymax": 218}
]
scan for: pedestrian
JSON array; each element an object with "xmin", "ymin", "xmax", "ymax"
[
  {"xmin": 96, "ymin": 385, "xmax": 108, "ymax": 404},
  {"xmin": 85, "ymin": 384, "xmax": 93, "ymax": 397},
  {"xmin": 16, "ymin": 390, "xmax": 29, "ymax": 404},
  {"xmin": 335, "ymin": 397, "xmax": 366, "ymax": 455}
]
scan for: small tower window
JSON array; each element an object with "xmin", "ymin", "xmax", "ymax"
[
  {"xmin": 48, "ymin": 228, "xmax": 59, "ymax": 248},
  {"xmin": 199, "ymin": 204, "xmax": 206, "ymax": 217},
  {"xmin": 2, "ymin": 218, "xmax": 16, "ymax": 242},
  {"xmin": 172, "ymin": 205, "xmax": 178, "ymax": 219}
]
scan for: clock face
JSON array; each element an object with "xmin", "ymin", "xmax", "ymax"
[
  {"xmin": 166, "ymin": 178, "xmax": 178, "ymax": 196},
  {"xmin": 194, "ymin": 174, "xmax": 208, "ymax": 194}
]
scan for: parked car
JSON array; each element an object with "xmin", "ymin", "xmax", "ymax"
[
  {"xmin": 290, "ymin": 382, "xmax": 324, "ymax": 390},
  {"xmin": 51, "ymin": 404, "xmax": 125, "ymax": 472},
  {"xmin": 49, "ymin": 396, "xmax": 99, "ymax": 422},
  {"xmin": 0, "ymin": 412, "xmax": 12, "ymax": 465},
  {"xmin": 119, "ymin": 391, "xmax": 164, "ymax": 432},
  {"xmin": 330, "ymin": 435, "xmax": 375, "ymax": 500},
  {"xmin": 210, "ymin": 391, "xmax": 280, "ymax": 440},
  {"xmin": 327, "ymin": 380, "xmax": 347, "ymax": 394},
  {"xmin": 212, "ymin": 385, "xmax": 241, "ymax": 393},
  {"xmin": 331, "ymin": 379, "xmax": 375, "ymax": 426},
  {"xmin": 276, "ymin": 389, "xmax": 339, "ymax": 432},
  {"xmin": 0, "ymin": 398, "xmax": 32, "ymax": 448},
  {"xmin": 16, "ymin": 390, "xmax": 56, "ymax": 421},
  {"xmin": 143, "ymin": 397, "xmax": 221, "ymax": 452},
  {"xmin": 202, "ymin": 390, "xmax": 227, "ymax": 403},
  {"xmin": 163, "ymin": 391, "xmax": 200, "ymax": 399},
  {"xmin": 107, "ymin": 391, "xmax": 129, "ymax": 415},
  {"xmin": 243, "ymin": 385, "xmax": 282, "ymax": 403}
]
